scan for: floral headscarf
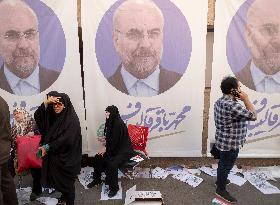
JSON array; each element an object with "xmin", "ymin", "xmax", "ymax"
[{"xmin": 11, "ymin": 108, "xmax": 37, "ymax": 148}]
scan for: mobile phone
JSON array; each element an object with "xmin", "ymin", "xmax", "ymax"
[
  {"xmin": 231, "ymin": 89, "xmax": 240, "ymax": 98},
  {"xmin": 36, "ymin": 149, "xmax": 42, "ymax": 158}
]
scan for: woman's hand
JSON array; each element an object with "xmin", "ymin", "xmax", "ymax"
[
  {"xmin": 98, "ymin": 136, "xmax": 106, "ymax": 146},
  {"xmin": 97, "ymin": 146, "xmax": 106, "ymax": 156},
  {"xmin": 37, "ymin": 146, "xmax": 47, "ymax": 157},
  {"xmin": 27, "ymin": 132, "xmax": 34, "ymax": 136},
  {"xmin": 44, "ymin": 95, "xmax": 61, "ymax": 107}
]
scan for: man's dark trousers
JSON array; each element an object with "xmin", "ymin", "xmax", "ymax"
[{"xmin": 216, "ymin": 149, "xmax": 239, "ymax": 191}]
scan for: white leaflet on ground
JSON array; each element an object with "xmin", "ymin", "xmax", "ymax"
[
  {"xmin": 151, "ymin": 167, "xmax": 169, "ymax": 179},
  {"xmin": 16, "ymin": 187, "xmax": 32, "ymax": 205},
  {"xmin": 165, "ymin": 165, "xmax": 184, "ymax": 175},
  {"xmin": 172, "ymin": 172, "xmax": 203, "ymax": 187},
  {"xmin": 244, "ymin": 171, "xmax": 280, "ymax": 194},
  {"xmin": 244, "ymin": 169, "xmax": 276, "ymax": 182},
  {"xmin": 184, "ymin": 168, "xmax": 201, "ymax": 175},
  {"xmin": 199, "ymin": 166, "xmax": 217, "ymax": 177},
  {"xmin": 118, "ymin": 169, "xmax": 125, "ymax": 178},
  {"xmin": 133, "ymin": 167, "xmax": 152, "ymax": 179},
  {"xmin": 260, "ymin": 166, "xmax": 280, "ymax": 179},
  {"xmin": 100, "ymin": 182, "xmax": 122, "ymax": 200},
  {"xmin": 36, "ymin": 197, "xmax": 58, "ymax": 205},
  {"xmin": 42, "ymin": 188, "xmax": 55, "ymax": 194},
  {"xmin": 227, "ymin": 174, "xmax": 247, "ymax": 186},
  {"xmin": 78, "ymin": 166, "xmax": 94, "ymax": 189}
]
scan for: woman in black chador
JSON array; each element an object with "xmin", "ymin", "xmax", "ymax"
[
  {"xmin": 34, "ymin": 91, "xmax": 82, "ymax": 205},
  {"xmin": 88, "ymin": 105, "xmax": 133, "ymax": 198}
]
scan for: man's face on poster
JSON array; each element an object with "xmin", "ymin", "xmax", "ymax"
[
  {"xmin": 0, "ymin": 4, "xmax": 40, "ymax": 79},
  {"xmin": 113, "ymin": 4, "xmax": 164, "ymax": 79},
  {"xmin": 245, "ymin": 0, "xmax": 280, "ymax": 75}
]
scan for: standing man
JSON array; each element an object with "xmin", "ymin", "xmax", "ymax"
[
  {"xmin": 0, "ymin": 0, "xmax": 59, "ymax": 96},
  {"xmin": 236, "ymin": 0, "xmax": 280, "ymax": 93},
  {"xmin": 109, "ymin": 0, "xmax": 182, "ymax": 97},
  {"xmin": 214, "ymin": 76, "xmax": 257, "ymax": 203},
  {"xmin": 0, "ymin": 96, "xmax": 18, "ymax": 205}
]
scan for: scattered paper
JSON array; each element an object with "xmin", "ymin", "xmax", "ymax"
[
  {"xmin": 100, "ymin": 182, "xmax": 122, "ymax": 200},
  {"xmin": 42, "ymin": 188, "xmax": 55, "ymax": 194},
  {"xmin": 227, "ymin": 174, "xmax": 247, "ymax": 186},
  {"xmin": 166, "ymin": 165, "xmax": 184, "ymax": 175},
  {"xmin": 244, "ymin": 169, "xmax": 276, "ymax": 182},
  {"xmin": 133, "ymin": 167, "xmax": 152, "ymax": 179},
  {"xmin": 185, "ymin": 174, "xmax": 203, "ymax": 187},
  {"xmin": 199, "ymin": 166, "xmax": 217, "ymax": 177},
  {"xmin": 244, "ymin": 171, "xmax": 280, "ymax": 194},
  {"xmin": 184, "ymin": 168, "xmax": 201, "ymax": 175},
  {"xmin": 36, "ymin": 197, "xmax": 58, "ymax": 205},
  {"xmin": 17, "ymin": 187, "xmax": 32, "ymax": 205},
  {"xmin": 78, "ymin": 166, "xmax": 94, "ymax": 189},
  {"xmin": 230, "ymin": 165, "xmax": 242, "ymax": 174},
  {"xmin": 249, "ymin": 180, "xmax": 280, "ymax": 194},
  {"xmin": 151, "ymin": 167, "xmax": 169, "ymax": 179},
  {"xmin": 172, "ymin": 172, "xmax": 203, "ymax": 188},
  {"xmin": 258, "ymin": 166, "xmax": 280, "ymax": 179}
]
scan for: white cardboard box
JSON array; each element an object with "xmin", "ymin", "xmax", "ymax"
[{"xmin": 124, "ymin": 185, "xmax": 164, "ymax": 205}]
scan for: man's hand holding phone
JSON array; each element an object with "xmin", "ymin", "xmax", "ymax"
[
  {"xmin": 238, "ymin": 90, "xmax": 249, "ymax": 102},
  {"xmin": 231, "ymin": 89, "xmax": 240, "ymax": 98}
]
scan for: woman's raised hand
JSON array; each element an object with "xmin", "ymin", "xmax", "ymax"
[{"xmin": 44, "ymin": 95, "xmax": 61, "ymax": 107}]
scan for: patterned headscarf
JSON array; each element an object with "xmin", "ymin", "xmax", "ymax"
[{"xmin": 12, "ymin": 108, "xmax": 33, "ymax": 136}]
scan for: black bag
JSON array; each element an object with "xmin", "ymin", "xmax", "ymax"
[{"xmin": 210, "ymin": 143, "xmax": 220, "ymax": 159}]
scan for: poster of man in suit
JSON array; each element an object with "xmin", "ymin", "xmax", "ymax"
[
  {"xmin": 227, "ymin": 0, "xmax": 280, "ymax": 94},
  {"xmin": 95, "ymin": 0, "xmax": 192, "ymax": 97},
  {"xmin": 0, "ymin": 0, "xmax": 65, "ymax": 96}
]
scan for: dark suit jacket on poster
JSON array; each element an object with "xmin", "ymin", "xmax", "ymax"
[
  {"xmin": 235, "ymin": 60, "xmax": 256, "ymax": 91},
  {"xmin": 0, "ymin": 64, "xmax": 60, "ymax": 94},
  {"xmin": 108, "ymin": 65, "xmax": 182, "ymax": 95}
]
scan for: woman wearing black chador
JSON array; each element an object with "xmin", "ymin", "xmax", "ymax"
[
  {"xmin": 88, "ymin": 105, "xmax": 133, "ymax": 198},
  {"xmin": 34, "ymin": 91, "xmax": 82, "ymax": 205}
]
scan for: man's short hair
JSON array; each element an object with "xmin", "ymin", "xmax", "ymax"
[
  {"xmin": 0, "ymin": 0, "xmax": 38, "ymax": 23},
  {"xmin": 220, "ymin": 76, "xmax": 238, "ymax": 94}
]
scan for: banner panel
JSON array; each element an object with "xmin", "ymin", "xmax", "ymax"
[
  {"xmin": 209, "ymin": 0, "xmax": 280, "ymax": 157},
  {"xmin": 82, "ymin": 0, "xmax": 207, "ymax": 156},
  {"xmin": 0, "ymin": 0, "xmax": 86, "ymax": 152}
]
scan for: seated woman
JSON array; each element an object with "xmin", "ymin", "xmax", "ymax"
[
  {"xmin": 87, "ymin": 105, "xmax": 133, "ymax": 198},
  {"xmin": 34, "ymin": 91, "xmax": 82, "ymax": 205},
  {"xmin": 9, "ymin": 108, "xmax": 42, "ymax": 201}
]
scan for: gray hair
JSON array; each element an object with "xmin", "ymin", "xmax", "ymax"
[
  {"xmin": 113, "ymin": 0, "xmax": 164, "ymax": 30},
  {"xmin": 0, "ymin": 0, "xmax": 38, "ymax": 25}
]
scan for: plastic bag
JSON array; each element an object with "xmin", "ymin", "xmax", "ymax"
[
  {"xmin": 127, "ymin": 124, "xmax": 148, "ymax": 156},
  {"xmin": 16, "ymin": 135, "xmax": 42, "ymax": 173}
]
